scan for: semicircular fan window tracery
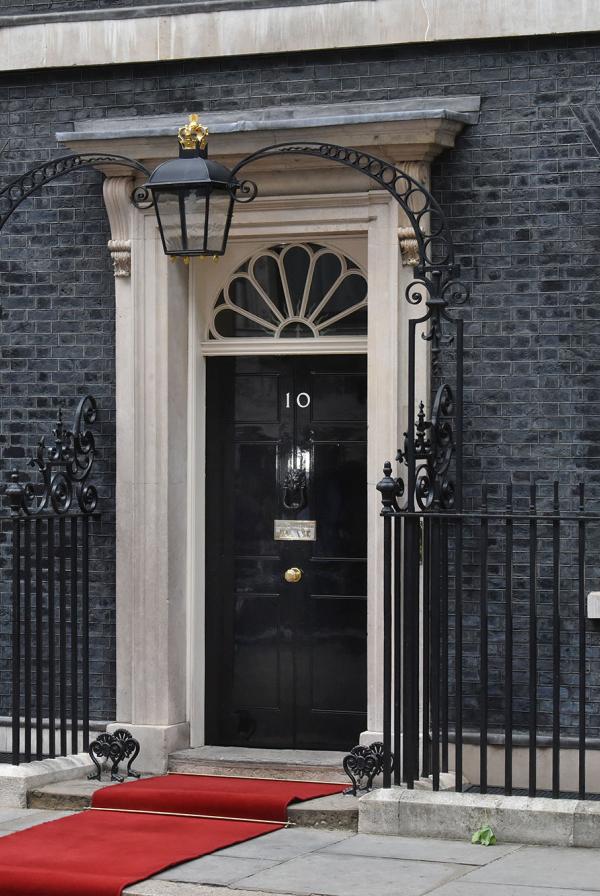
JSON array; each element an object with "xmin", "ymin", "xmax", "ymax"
[{"xmin": 209, "ymin": 243, "xmax": 367, "ymax": 340}]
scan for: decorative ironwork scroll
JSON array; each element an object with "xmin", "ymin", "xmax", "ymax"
[
  {"xmin": 5, "ymin": 395, "xmax": 98, "ymax": 516},
  {"xmin": 377, "ymin": 385, "xmax": 458, "ymax": 514},
  {"xmin": 411, "ymin": 384, "xmax": 456, "ymax": 511},
  {"xmin": 375, "ymin": 280, "xmax": 466, "ymax": 516},
  {"xmin": 343, "ymin": 742, "xmax": 391, "ymax": 796},
  {"xmin": 396, "ymin": 271, "xmax": 467, "ymax": 513},
  {"xmin": 230, "ymin": 179, "xmax": 258, "ymax": 204},
  {"xmin": 0, "ymin": 154, "xmax": 150, "ymax": 231},
  {"xmin": 231, "ymin": 142, "xmax": 457, "ymax": 277},
  {"xmin": 88, "ymin": 728, "xmax": 141, "ymax": 783}
]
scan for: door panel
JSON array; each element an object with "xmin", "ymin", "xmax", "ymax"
[
  {"xmin": 309, "ymin": 595, "xmax": 367, "ymax": 712},
  {"xmin": 232, "ymin": 593, "xmax": 281, "ymax": 709},
  {"xmin": 205, "ymin": 354, "xmax": 367, "ymax": 750}
]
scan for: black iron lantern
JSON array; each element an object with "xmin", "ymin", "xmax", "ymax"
[{"xmin": 145, "ymin": 115, "xmax": 239, "ymax": 258}]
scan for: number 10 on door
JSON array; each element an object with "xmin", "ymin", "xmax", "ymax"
[{"xmin": 286, "ymin": 392, "xmax": 311, "ymax": 409}]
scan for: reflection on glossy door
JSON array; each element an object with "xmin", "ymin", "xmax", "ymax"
[{"xmin": 205, "ymin": 355, "xmax": 367, "ymax": 750}]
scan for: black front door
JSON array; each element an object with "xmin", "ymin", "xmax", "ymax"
[{"xmin": 205, "ymin": 354, "xmax": 367, "ymax": 750}]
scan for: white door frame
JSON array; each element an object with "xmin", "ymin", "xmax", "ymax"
[{"xmin": 186, "ymin": 189, "xmax": 426, "ymax": 747}]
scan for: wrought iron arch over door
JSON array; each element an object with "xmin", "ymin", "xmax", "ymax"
[{"xmin": 208, "ymin": 242, "xmax": 368, "ymax": 341}]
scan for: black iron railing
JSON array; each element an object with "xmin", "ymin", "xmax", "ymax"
[
  {"xmin": 380, "ymin": 478, "xmax": 600, "ymax": 799},
  {"xmin": 2, "ymin": 396, "xmax": 99, "ymax": 765},
  {"xmin": 3, "ymin": 512, "xmax": 97, "ymax": 764}
]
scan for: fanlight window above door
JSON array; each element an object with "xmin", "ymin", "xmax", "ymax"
[{"xmin": 209, "ymin": 243, "xmax": 367, "ymax": 340}]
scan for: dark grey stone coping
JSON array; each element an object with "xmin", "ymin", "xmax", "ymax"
[
  {"xmin": 57, "ymin": 97, "xmax": 481, "ymax": 145},
  {"xmin": 0, "ymin": 0, "xmax": 359, "ymax": 29}
]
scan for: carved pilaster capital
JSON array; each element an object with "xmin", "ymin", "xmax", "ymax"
[
  {"xmin": 398, "ymin": 227, "xmax": 419, "ymax": 266},
  {"xmin": 103, "ymin": 176, "xmax": 135, "ymax": 279},
  {"xmin": 107, "ymin": 239, "xmax": 132, "ymax": 278}
]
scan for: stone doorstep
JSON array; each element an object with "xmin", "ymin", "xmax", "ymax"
[
  {"xmin": 168, "ymin": 746, "xmax": 349, "ymax": 784},
  {"xmin": 29, "ymin": 745, "xmax": 356, "ymax": 816},
  {"xmin": 358, "ymin": 787, "xmax": 600, "ymax": 848},
  {"xmin": 25, "ymin": 746, "xmax": 454, "ymax": 827}
]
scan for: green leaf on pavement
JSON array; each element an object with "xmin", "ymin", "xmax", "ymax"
[{"xmin": 471, "ymin": 825, "xmax": 496, "ymax": 846}]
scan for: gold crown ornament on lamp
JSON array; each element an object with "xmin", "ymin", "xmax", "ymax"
[{"xmin": 177, "ymin": 113, "xmax": 209, "ymax": 153}]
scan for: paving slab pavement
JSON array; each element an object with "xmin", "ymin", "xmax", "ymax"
[
  {"xmin": 0, "ymin": 808, "xmax": 74, "ymax": 833},
  {"xmin": 320, "ymin": 831, "xmax": 521, "ymax": 864},
  {"xmin": 215, "ymin": 827, "xmax": 353, "ymax": 860},
  {"xmin": 145, "ymin": 826, "xmax": 600, "ymax": 895},
  {"xmin": 460, "ymin": 844, "xmax": 600, "ymax": 890},
  {"xmin": 148, "ymin": 827, "xmax": 513, "ymax": 895},
  {"xmin": 227, "ymin": 851, "xmax": 474, "ymax": 896},
  {"xmin": 128, "ymin": 885, "xmax": 299, "ymax": 896},
  {"xmin": 1, "ymin": 808, "xmax": 600, "ymax": 895},
  {"xmin": 155, "ymin": 855, "xmax": 283, "ymax": 885},
  {"xmin": 430, "ymin": 886, "xmax": 598, "ymax": 896}
]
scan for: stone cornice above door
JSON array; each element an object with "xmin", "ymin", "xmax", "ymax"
[
  {"xmin": 60, "ymin": 97, "xmax": 479, "ymax": 278},
  {"xmin": 57, "ymin": 96, "xmax": 480, "ymax": 193}
]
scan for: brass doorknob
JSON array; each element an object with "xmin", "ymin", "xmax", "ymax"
[{"xmin": 284, "ymin": 567, "xmax": 302, "ymax": 583}]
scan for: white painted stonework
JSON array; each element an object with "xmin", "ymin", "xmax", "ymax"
[
  {"xmin": 60, "ymin": 103, "xmax": 472, "ymax": 770},
  {"xmin": 106, "ymin": 723, "xmax": 190, "ymax": 775},
  {"xmin": 587, "ymin": 592, "xmax": 600, "ymax": 619},
  {"xmin": 0, "ymin": 753, "xmax": 94, "ymax": 808},
  {"xmin": 1, "ymin": 0, "xmax": 599, "ymax": 73}
]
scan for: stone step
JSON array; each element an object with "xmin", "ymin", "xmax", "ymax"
[
  {"xmin": 30, "ymin": 747, "xmax": 359, "ymax": 827},
  {"xmin": 168, "ymin": 746, "xmax": 349, "ymax": 785},
  {"xmin": 167, "ymin": 746, "xmax": 358, "ymax": 829},
  {"xmin": 28, "ymin": 777, "xmax": 119, "ymax": 810},
  {"xmin": 288, "ymin": 792, "xmax": 357, "ymax": 830},
  {"xmin": 28, "ymin": 778, "xmax": 359, "ymax": 830}
]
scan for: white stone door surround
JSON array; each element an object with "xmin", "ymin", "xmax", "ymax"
[
  {"xmin": 61, "ymin": 99, "xmax": 477, "ymax": 771},
  {"xmin": 189, "ymin": 192, "xmax": 404, "ymax": 750},
  {"xmin": 108, "ymin": 185, "xmax": 424, "ymax": 773}
]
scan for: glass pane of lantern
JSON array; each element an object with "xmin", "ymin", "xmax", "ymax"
[
  {"xmin": 179, "ymin": 188, "xmax": 207, "ymax": 254},
  {"xmin": 206, "ymin": 189, "xmax": 233, "ymax": 254},
  {"xmin": 154, "ymin": 192, "xmax": 185, "ymax": 254}
]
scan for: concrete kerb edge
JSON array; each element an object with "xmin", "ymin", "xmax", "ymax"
[
  {"xmin": 0, "ymin": 752, "xmax": 95, "ymax": 808},
  {"xmin": 358, "ymin": 787, "xmax": 600, "ymax": 848}
]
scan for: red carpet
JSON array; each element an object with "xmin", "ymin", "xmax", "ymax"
[
  {"xmin": 0, "ymin": 774, "xmax": 347, "ymax": 896},
  {"xmin": 92, "ymin": 773, "xmax": 345, "ymax": 821}
]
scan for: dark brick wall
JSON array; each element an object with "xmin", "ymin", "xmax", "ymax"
[
  {"xmin": 0, "ymin": 154, "xmax": 116, "ymax": 719},
  {"xmin": 0, "ymin": 0, "xmax": 339, "ymax": 18},
  {"xmin": 0, "ymin": 33, "xmax": 599, "ymax": 732},
  {"xmin": 0, "ymin": 0, "xmax": 184, "ymax": 14}
]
